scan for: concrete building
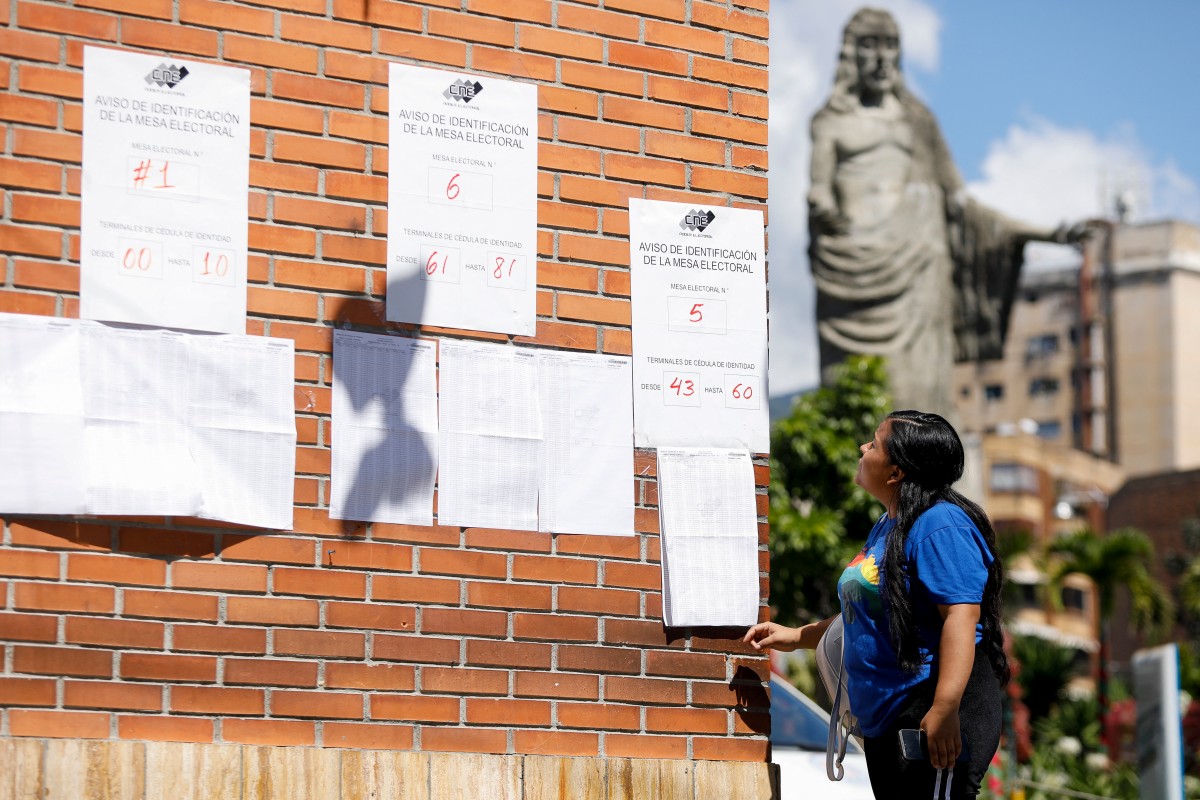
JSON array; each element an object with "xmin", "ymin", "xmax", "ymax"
[{"xmin": 956, "ymin": 219, "xmax": 1200, "ymax": 478}]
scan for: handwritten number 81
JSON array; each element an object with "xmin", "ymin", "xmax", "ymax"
[{"xmin": 493, "ymin": 257, "xmax": 515, "ymax": 279}]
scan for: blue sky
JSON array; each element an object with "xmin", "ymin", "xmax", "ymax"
[{"xmin": 767, "ymin": 1, "xmax": 1200, "ymax": 394}]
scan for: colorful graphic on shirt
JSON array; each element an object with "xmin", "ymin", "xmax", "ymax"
[{"xmin": 838, "ymin": 549, "xmax": 883, "ymax": 624}]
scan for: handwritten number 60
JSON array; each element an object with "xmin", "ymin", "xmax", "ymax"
[{"xmin": 731, "ymin": 383, "xmax": 753, "ymax": 400}]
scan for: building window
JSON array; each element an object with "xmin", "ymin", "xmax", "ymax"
[
  {"xmin": 1062, "ymin": 586, "xmax": 1087, "ymax": 613},
  {"xmin": 990, "ymin": 463, "xmax": 1039, "ymax": 494},
  {"xmin": 1029, "ymin": 377, "xmax": 1060, "ymax": 397},
  {"xmin": 1037, "ymin": 420, "xmax": 1062, "ymax": 440},
  {"xmin": 984, "ymin": 384, "xmax": 1004, "ymax": 402},
  {"xmin": 1026, "ymin": 334, "xmax": 1059, "ymax": 358},
  {"xmin": 1016, "ymin": 583, "xmax": 1039, "ymax": 609}
]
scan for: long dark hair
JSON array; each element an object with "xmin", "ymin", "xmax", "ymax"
[{"xmin": 880, "ymin": 410, "xmax": 1010, "ymax": 685}]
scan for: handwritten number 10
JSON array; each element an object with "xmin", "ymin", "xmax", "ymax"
[{"xmin": 200, "ymin": 252, "xmax": 229, "ymax": 277}]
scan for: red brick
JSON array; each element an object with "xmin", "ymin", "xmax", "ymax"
[
  {"xmin": 0, "ymin": 93, "xmax": 58, "ymax": 127},
  {"xmin": 538, "ymin": 143, "xmax": 601, "ymax": 175},
  {"xmin": 558, "ymin": 645, "xmax": 641, "ymax": 675},
  {"xmin": 64, "ymin": 680, "xmax": 162, "ymax": 712},
  {"xmin": 420, "ymin": 726, "xmax": 506, "ymax": 754},
  {"xmin": 249, "ymin": 161, "xmax": 319, "ymax": 194},
  {"xmin": 220, "ymin": 534, "xmax": 314, "ymax": 566},
  {"xmin": 605, "ymin": 733, "xmax": 687, "ymax": 759},
  {"xmin": 10, "ymin": 709, "xmax": 110, "ymax": 739},
  {"xmin": 0, "ymin": 676, "xmax": 56, "ymax": 707},
  {"xmin": 556, "ymin": 534, "xmax": 640, "ymax": 560},
  {"xmin": 274, "ymin": 133, "xmax": 366, "ymax": 171},
  {"xmin": 173, "ymin": 625, "xmax": 266, "ymax": 655},
  {"xmin": 465, "ymin": 697, "xmax": 550, "ymax": 726},
  {"xmin": 122, "ymin": 590, "xmax": 218, "ymax": 622},
  {"xmin": 0, "ymin": 157, "xmax": 62, "ymax": 192},
  {"xmin": 326, "ymin": 601, "xmax": 416, "ymax": 632},
  {"xmin": 272, "ymin": 690, "xmax": 362, "ymax": 720},
  {"xmin": 693, "ymin": 736, "xmax": 768, "ymax": 762},
  {"xmin": 249, "ymin": 223, "xmax": 317, "ymax": 257},
  {"xmin": 420, "ymin": 549, "xmax": 507, "ymax": 579},
  {"xmin": 428, "ymin": 9, "xmax": 514, "ymax": 46},
  {"xmin": 65, "ymin": 616, "xmax": 164, "ymax": 649},
  {"xmin": 116, "ymin": 528, "xmax": 215, "ymax": 559},
  {"xmin": 226, "ymin": 596, "xmax": 319, "ymax": 627},
  {"xmin": 558, "ymin": 6, "xmax": 639, "ymax": 40},
  {"xmin": 120, "ymin": 653, "xmax": 217, "ymax": 683},
  {"xmin": 557, "ymin": 586, "xmax": 640, "ymax": 617},
  {"xmin": 180, "ymin": 0, "xmax": 273, "ymax": 35},
  {"xmin": 12, "ymin": 644, "xmax": 111, "ymax": 678},
  {"xmin": 692, "ymin": 111, "xmax": 766, "ymax": 145},
  {"xmin": 325, "ymin": 662, "xmax": 414, "ymax": 691},
  {"xmin": 67, "ymin": 553, "xmax": 166, "ymax": 587},
  {"xmin": 466, "ymin": 581, "xmax": 551, "ymax": 611},
  {"xmin": 223, "ymin": 718, "xmax": 314, "ymax": 746},
  {"xmin": 273, "ymin": 567, "xmax": 366, "ymax": 599},
  {"xmin": 559, "ymin": 701, "xmax": 640, "ymax": 731},
  {"xmin": 0, "ymin": 28, "xmax": 62, "ymax": 62},
  {"xmin": 377, "ymin": 30, "xmax": 466, "ymax": 68},
  {"xmin": 117, "ymin": 714, "xmax": 214, "ymax": 743},
  {"xmin": 280, "ymin": 13, "xmax": 372, "ymax": 50},
  {"xmin": 463, "ymin": 528, "xmax": 552, "ymax": 554},
  {"xmin": 467, "ymin": 0, "xmax": 551, "ymax": 23},
  {"xmin": 0, "ymin": 549, "xmax": 58, "ymax": 578},
  {"xmin": 224, "ymin": 658, "xmax": 318, "ymax": 688},
  {"xmin": 423, "ymin": 666, "xmax": 508, "ymax": 696},
  {"xmin": 0, "ymin": 223, "xmax": 63, "ymax": 258},
  {"xmin": 514, "ymin": 320, "xmax": 598, "ymax": 351},
  {"xmin": 463, "ymin": 639, "xmax": 550, "ymax": 670},
  {"xmin": 645, "ymin": 649, "xmax": 727, "ymax": 680},
  {"xmin": 514, "ymin": 729, "xmax": 599, "ymax": 756},
  {"xmin": 323, "ymin": 721, "xmax": 414, "ymax": 750},
  {"xmin": 371, "ymin": 694, "xmax": 459, "ymax": 723},
  {"xmin": 691, "ymin": 1, "xmax": 767, "ymax": 37},
  {"xmin": 332, "ymin": 0, "xmax": 423, "ymax": 30},
  {"xmin": 511, "ymin": 555, "xmax": 596, "ymax": 585},
  {"xmin": 13, "ymin": 581, "xmax": 113, "ymax": 614},
  {"xmin": 0, "ymin": 290, "xmax": 56, "ymax": 315},
  {"xmin": 373, "ymin": 575, "xmax": 461, "ymax": 604},
  {"xmin": 603, "ymin": 676, "xmax": 686, "ymax": 705},
  {"xmin": 372, "ymin": 634, "xmax": 461, "ymax": 665},
  {"xmin": 18, "ymin": 2, "xmax": 116, "ymax": 38},
  {"xmin": 421, "ymin": 608, "xmax": 507, "ymax": 638},
  {"xmin": 274, "ymin": 629, "xmax": 364, "ymax": 659},
  {"xmin": 171, "ymin": 562, "xmax": 267, "ymax": 593},
  {"xmin": 645, "ymin": 19, "xmax": 725, "ymax": 55},
  {"xmin": 512, "ymin": 613, "xmax": 596, "ymax": 642},
  {"xmin": 0, "ymin": 612, "xmax": 57, "ymax": 643},
  {"xmin": 472, "ymin": 46, "xmax": 555, "ymax": 82},
  {"xmin": 17, "ymin": 65, "xmax": 82, "ymax": 102},
  {"xmin": 514, "ymin": 671, "xmax": 597, "ymax": 700},
  {"xmin": 646, "ymin": 706, "xmax": 727, "ymax": 734},
  {"xmin": 561, "ymin": 62, "xmax": 643, "ymax": 97}
]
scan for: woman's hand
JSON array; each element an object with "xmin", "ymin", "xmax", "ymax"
[
  {"xmin": 742, "ymin": 621, "xmax": 801, "ymax": 652},
  {"xmin": 919, "ymin": 700, "xmax": 962, "ymax": 770}
]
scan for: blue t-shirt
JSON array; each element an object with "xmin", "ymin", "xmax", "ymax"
[{"xmin": 836, "ymin": 502, "xmax": 993, "ymax": 737}]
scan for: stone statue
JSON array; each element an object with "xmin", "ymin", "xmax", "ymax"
[{"xmin": 809, "ymin": 7, "xmax": 1085, "ymax": 416}]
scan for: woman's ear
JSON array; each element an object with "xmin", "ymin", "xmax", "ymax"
[{"xmin": 885, "ymin": 466, "xmax": 904, "ymax": 486}]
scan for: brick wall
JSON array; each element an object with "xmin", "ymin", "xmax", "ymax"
[{"xmin": 0, "ymin": 0, "xmax": 772, "ymax": 765}]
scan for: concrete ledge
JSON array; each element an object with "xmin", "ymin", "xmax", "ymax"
[{"xmin": 0, "ymin": 739, "xmax": 778, "ymax": 799}]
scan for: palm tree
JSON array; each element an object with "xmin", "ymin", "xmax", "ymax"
[{"xmin": 1045, "ymin": 528, "xmax": 1173, "ymax": 751}]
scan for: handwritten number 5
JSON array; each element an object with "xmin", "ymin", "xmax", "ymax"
[{"xmin": 689, "ymin": 303, "xmax": 704, "ymax": 322}]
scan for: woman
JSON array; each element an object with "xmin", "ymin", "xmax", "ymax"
[{"xmin": 745, "ymin": 410, "xmax": 1008, "ymax": 799}]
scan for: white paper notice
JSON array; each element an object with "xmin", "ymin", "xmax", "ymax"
[
  {"xmin": 0, "ymin": 314, "xmax": 87, "ymax": 514},
  {"xmin": 0, "ymin": 314, "xmax": 295, "ymax": 528},
  {"xmin": 330, "ymin": 330, "xmax": 438, "ymax": 526},
  {"xmin": 81, "ymin": 46, "xmax": 250, "ymax": 334},
  {"xmin": 185, "ymin": 334, "xmax": 296, "ymax": 530},
  {"xmin": 657, "ymin": 448, "xmax": 760, "ymax": 627},
  {"xmin": 437, "ymin": 340, "xmax": 541, "ymax": 531},
  {"xmin": 386, "ymin": 63, "xmax": 538, "ymax": 335},
  {"xmin": 537, "ymin": 352, "xmax": 634, "ymax": 536},
  {"xmin": 629, "ymin": 199, "xmax": 769, "ymax": 451}
]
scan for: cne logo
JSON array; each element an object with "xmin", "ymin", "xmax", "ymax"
[
  {"xmin": 145, "ymin": 63, "xmax": 189, "ymax": 89},
  {"xmin": 443, "ymin": 79, "xmax": 484, "ymax": 103},
  {"xmin": 680, "ymin": 209, "xmax": 716, "ymax": 233}
]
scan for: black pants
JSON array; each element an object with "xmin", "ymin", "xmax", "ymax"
[{"xmin": 862, "ymin": 646, "xmax": 1002, "ymax": 799}]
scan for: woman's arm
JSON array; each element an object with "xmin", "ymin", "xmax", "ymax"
[
  {"xmin": 743, "ymin": 614, "xmax": 838, "ymax": 653},
  {"xmin": 920, "ymin": 603, "xmax": 979, "ymax": 769}
]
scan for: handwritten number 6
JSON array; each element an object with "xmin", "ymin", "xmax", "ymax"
[{"xmin": 446, "ymin": 173, "xmax": 461, "ymax": 200}]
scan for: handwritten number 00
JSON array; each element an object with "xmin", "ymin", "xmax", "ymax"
[{"xmin": 122, "ymin": 248, "xmax": 151, "ymax": 272}]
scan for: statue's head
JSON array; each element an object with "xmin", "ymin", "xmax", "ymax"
[{"xmin": 832, "ymin": 8, "xmax": 903, "ymax": 105}]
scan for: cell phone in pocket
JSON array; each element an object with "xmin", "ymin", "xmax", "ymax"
[{"xmin": 898, "ymin": 729, "xmax": 970, "ymax": 762}]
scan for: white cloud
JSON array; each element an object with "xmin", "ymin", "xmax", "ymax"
[{"xmin": 767, "ymin": 0, "xmax": 942, "ymax": 395}]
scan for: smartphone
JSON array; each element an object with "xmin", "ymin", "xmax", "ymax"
[{"xmin": 898, "ymin": 729, "xmax": 970, "ymax": 762}]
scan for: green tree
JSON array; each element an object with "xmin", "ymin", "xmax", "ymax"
[
  {"xmin": 1046, "ymin": 528, "xmax": 1173, "ymax": 745},
  {"xmin": 1011, "ymin": 634, "xmax": 1077, "ymax": 722},
  {"xmin": 768, "ymin": 355, "xmax": 890, "ymax": 626}
]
